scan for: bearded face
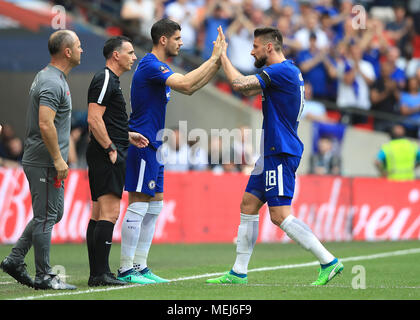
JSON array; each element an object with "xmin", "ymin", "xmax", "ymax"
[
  {"xmin": 251, "ymin": 37, "xmax": 268, "ymax": 69},
  {"xmin": 254, "ymin": 55, "xmax": 267, "ymax": 68}
]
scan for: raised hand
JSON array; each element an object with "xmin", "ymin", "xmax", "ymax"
[
  {"xmin": 219, "ymin": 26, "xmax": 228, "ymax": 59},
  {"xmin": 211, "ymin": 26, "xmax": 226, "ymax": 60}
]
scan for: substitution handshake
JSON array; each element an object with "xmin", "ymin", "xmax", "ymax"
[{"xmin": 211, "ymin": 26, "xmax": 228, "ymax": 63}]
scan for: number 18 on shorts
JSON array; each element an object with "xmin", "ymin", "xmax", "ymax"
[{"xmin": 245, "ymin": 154, "xmax": 301, "ymax": 207}]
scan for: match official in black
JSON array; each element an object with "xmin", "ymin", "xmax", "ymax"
[{"xmin": 86, "ymin": 36, "xmax": 148, "ymax": 286}]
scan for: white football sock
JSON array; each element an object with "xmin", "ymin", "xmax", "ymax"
[
  {"xmin": 119, "ymin": 202, "xmax": 149, "ymax": 273},
  {"xmin": 232, "ymin": 213, "xmax": 259, "ymax": 275},
  {"xmin": 133, "ymin": 200, "xmax": 162, "ymax": 271},
  {"xmin": 280, "ymin": 215, "xmax": 334, "ymax": 265}
]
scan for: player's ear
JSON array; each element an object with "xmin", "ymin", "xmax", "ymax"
[{"xmin": 160, "ymin": 35, "xmax": 167, "ymax": 46}]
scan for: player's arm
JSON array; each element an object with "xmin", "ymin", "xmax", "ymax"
[
  {"xmin": 87, "ymin": 103, "xmax": 117, "ymax": 163},
  {"xmin": 221, "ymin": 54, "xmax": 262, "ymax": 96},
  {"xmin": 219, "ymin": 32, "xmax": 262, "ymax": 97},
  {"xmin": 165, "ymin": 26, "xmax": 225, "ymax": 95},
  {"xmin": 39, "ymin": 105, "xmax": 68, "ymax": 180}
]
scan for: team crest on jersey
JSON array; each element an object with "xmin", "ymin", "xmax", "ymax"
[
  {"xmin": 148, "ymin": 180, "xmax": 156, "ymax": 190},
  {"xmin": 159, "ymin": 65, "xmax": 169, "ymax": 73}
]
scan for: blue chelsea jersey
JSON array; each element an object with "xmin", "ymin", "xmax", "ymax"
[
  {"xmin": 255, "ymin": 59, "xmax": 305, "ymax": 158},
  {"xmin": 129, "ymin": 53, "xmax": 174, "ymax": 149}
]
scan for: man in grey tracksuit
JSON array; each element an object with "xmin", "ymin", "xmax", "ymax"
[{"xmin": 0, "ymin": 30, "xmax": 83, "ymax": 290}]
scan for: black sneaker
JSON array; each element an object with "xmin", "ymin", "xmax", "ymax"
[
  {"xmin": 88, "ymin": 275, "xmax": 96, "ymax": 287},
  {"xmin": 88, "ymin": 273, "xmax": 128, "ymax": 287},
  {"xmin": 0, "ymin": 257, "xmax": 34, "ymax": 288},
  {"xmin": 34, "ymin": 274, "xmax": 77, "ymax": 290}
]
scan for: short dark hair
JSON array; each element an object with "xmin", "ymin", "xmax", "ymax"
[
  {"xmin": 103, "ymin": 36, "xmax": 132, "ymax": 60},
  {"xmin": 254, "ymin": 27, "xmax": 283, "ymax": 52},
  {"xmin": 48, "ymin": 30, "xmax": 75, "ymax": 56},
  {"xmin": 151, "ymin": 18, "xmax": 181, "ymax": 45}
]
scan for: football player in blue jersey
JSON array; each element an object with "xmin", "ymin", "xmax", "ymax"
[
  {"xmin": 117, "ymin": 19, "xmax": 226, "ymax": 284},
  {"xmin": 206, "ymin": 27, "xmax": 343, "ymax": 286}
]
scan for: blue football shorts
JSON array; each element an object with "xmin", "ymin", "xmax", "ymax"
[
  {"xmin": 125, "ymin": 144, "xmax": 164, "ymax": 197},
  {"xmin": 245, "ymin": 153, "xmax": 301, "ymax": 206}
]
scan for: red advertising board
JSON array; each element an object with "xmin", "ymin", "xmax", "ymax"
[
  {"xmin": 352, "ymin": 178, "xmax": 420, "ymax": 241},
  {"xmin": 0, "ymin": 168, "xmax": 419, "ymax": 244}
]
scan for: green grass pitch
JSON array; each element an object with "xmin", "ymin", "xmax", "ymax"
[{"xmin": 1, "ymin": 240, "xmax": 419, "ymax": 300}]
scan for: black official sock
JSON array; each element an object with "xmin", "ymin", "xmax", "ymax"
[
  {"xmin": 86, "ymin": 219, "xmax": 97, "ymax": 277},
  {"xmin": 93, "ymin": 220, "xmax": 115, "ymax": 275}
]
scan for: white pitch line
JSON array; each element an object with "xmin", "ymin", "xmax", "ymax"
[{"xmin": 11, "ymin": 247, "xmax": 420, "ymax": 300}]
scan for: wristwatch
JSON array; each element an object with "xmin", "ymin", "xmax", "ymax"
[{"xmin": 105, "ymin": 142, "xmax": 117, "ymax": 153}]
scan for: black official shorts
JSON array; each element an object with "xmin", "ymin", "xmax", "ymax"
[{"xmin": 86, "ymin": 140, "xmax": 127, "ymax": 201}]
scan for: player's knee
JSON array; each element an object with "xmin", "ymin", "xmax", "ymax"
[
  {"xmin": 270, "ymin": 214, "xmax": 284, "ymax": 227},
  {"xmin": 240, "ymin": 199, "xmax": 258, "ymax": 214},
  {"xmin": 269, "ymin": 207, "xmax": 290, "ymax": 227},
  {"xmin": 240, "ymin": 198, "xmax": 251, "ymax": 213}
]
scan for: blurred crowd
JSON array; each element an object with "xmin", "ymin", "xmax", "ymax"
[
  {"xmin": 0, "ymin": 123, "xmax": 24, "ymax": 168},
  {"xmin": 4, "ymin": 0, "xmax": 420, "ymax": 177}
]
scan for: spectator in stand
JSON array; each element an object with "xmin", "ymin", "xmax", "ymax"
[
  {"xmin": 233, "ymin": 125, "xmax": 258, "ymax": 174},
  {"xmin": 0, "ymin": 123, "xmax": 24, "ymax": 168},
  {"xmin": 338, "ymin": 17, "xmax": 360, "ymax": 50},
  {"xmin": 208, "ymin": 136, "xmax": 224, "ymax": 173},
  {"xmin": 309, "ymin": 135, "xmax": 341, "ymax": 175},
  {"xmin": 188, "ymin": 136, "xmax": 208, "ymax": 171},
  {"xmin": 120, "ymin": 0, "xmax": 164, "ymax": 39},
  {"xmin": 399, "ymin": 77, "xmax": 420, "ymax": 138},
  {"xmin": 226, "ymin": 6, "xmax": 256, "ymax": 75},
  {"xmin": 361, "ymin": 18, "xmax": 390, "ymax": 79},
  {"xmin": 295, "ymin": 0, "xmax": 314, "ymax": 30},
  {"xmin": 370, "ymin": 60, "xmax": 401, "ymax": 132},
  {"xmin": 387, "ymin": 46, "xmax": 406, "ymax": 90},
  {"xmin": 386, "ymin": 3, "xmax": 413, "ymax": 56},
  {"xmin": 5, "ymin": 137, "xmax": 23, "ymax": 162},
  {"xmin": 295, "ymin": 10, "xmax": 330, "ymax": 50},
  {"xmin": 68, "ymin": 111, "xmax": 89, "ymax": 168},
  {"xmin": 276, "ymin": 14, "xmax": 302, "ymax": 59},
  {"xmin": 315, "ymin": 0, "xmax": 352, "ymax": 46},
  {"xmin": 375, "ymin": 124, "xmax": 420, "ymax": 181},
  {"xmin": 296, "ymin": 32, "xmax": 337, "ymax": 99},
  {"xmin": 207, "ymin": 135, "xmax": 239, "ymax": 173},
  {"xmin": 0, "ymin": 136, "xmax": 23, "ymax": 168},
  {"xmin": 249, "ymin": 7, "xmax": 269, "ymax": 30},
  {"xmin": 336, "ymin": 42, "xmax": 376, "ymax": 124},
  {"xmin": 301, "ymin": 82, "xmax": 331, "ymax": 123},
  {"xmin": 163, "ymin": 127, "xmax": 190, "ymax": 172},
  {"xmin": 165, "ymin": 0, "xmax": 201, "ymax": 55},
  {"xmin": 0, "ymin": 123, "xmax": 16, "ymax": 157},
  {"xmin": 200, "ymin": 0, "xmax": 233, "ymax": 60}
]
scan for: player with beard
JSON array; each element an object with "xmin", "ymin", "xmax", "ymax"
[
  {"xmin": 206, "ymin": 27, "xmax": 344, "ymax": 286},
  {"xmin": 117, "ymin": 19, "xmax": 225, "ymax": 284}
]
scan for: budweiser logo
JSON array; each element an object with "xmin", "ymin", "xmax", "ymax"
[{"xmin": 0, "ymin": 168, "xmax": 419, "ymax": 244}]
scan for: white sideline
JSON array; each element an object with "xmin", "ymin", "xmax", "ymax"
[{"xmin": 11, "ymin": 247, "xmax": 420, "ymax": 300}]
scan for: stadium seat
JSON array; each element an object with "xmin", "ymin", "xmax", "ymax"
[
  {"xmin": 326, "ymin": 110, "xmax": 341, "ymax": 122},
  {"xmin": 353, "ymin": 116, "xmax": 374, "ymax": 131}
]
